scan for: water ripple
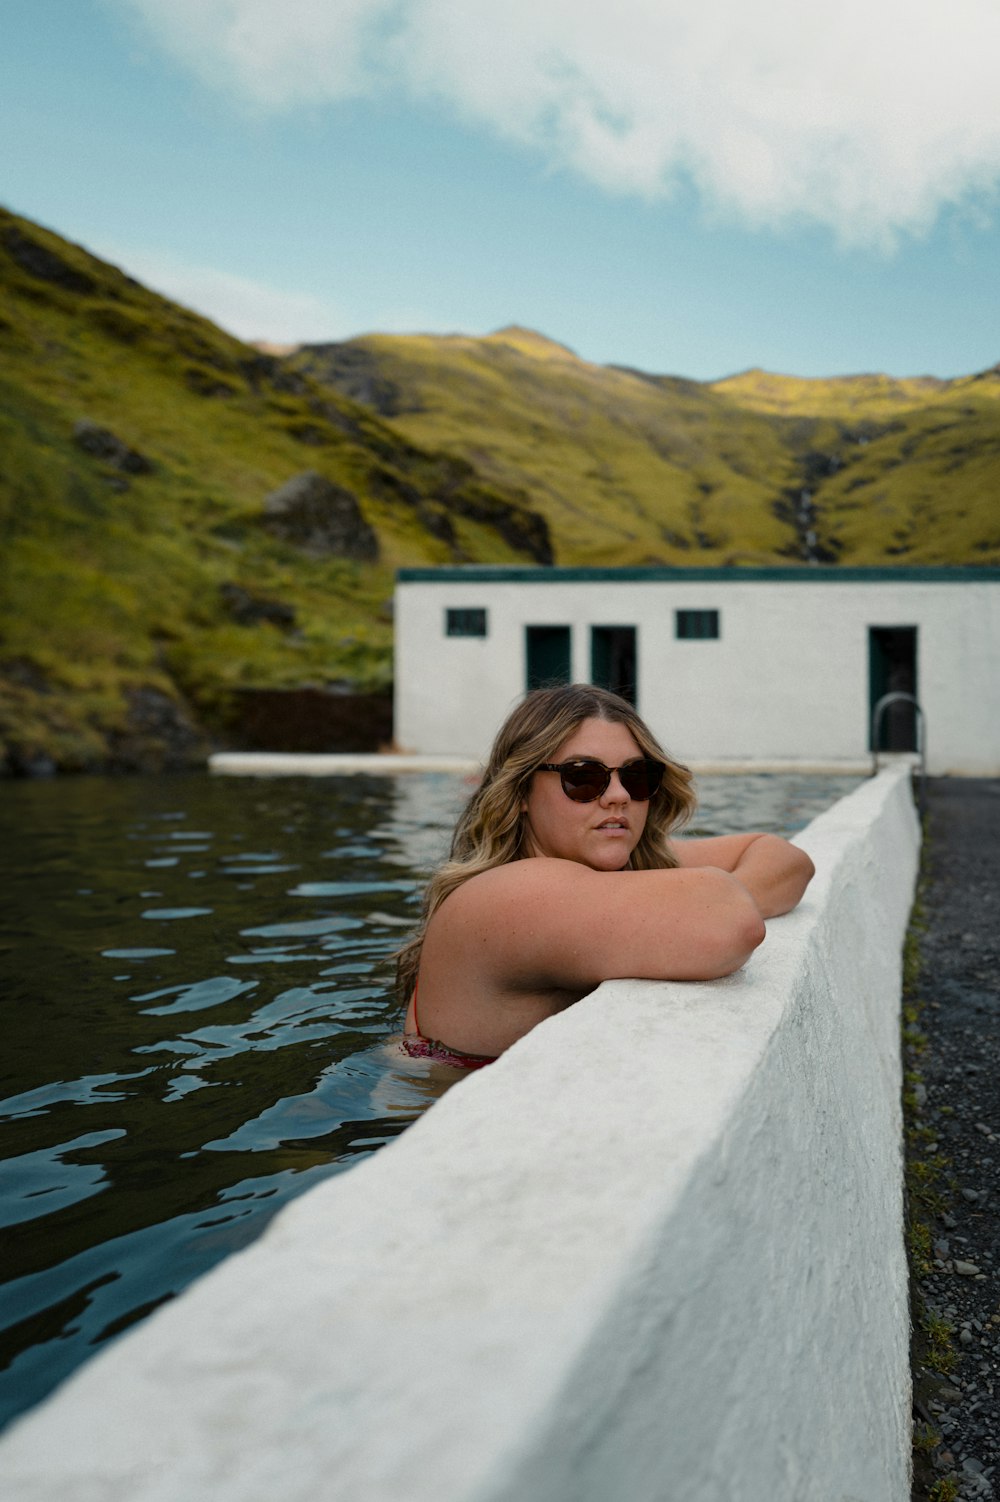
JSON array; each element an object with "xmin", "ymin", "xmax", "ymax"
[{"xmin": 0, "ymin": 766, "xmax": 856, "ymax": 1432}]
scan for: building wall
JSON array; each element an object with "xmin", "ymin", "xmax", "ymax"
[
  {"xmin": 394, "ymin": 568, "xmax": 1000, "ymax": 773},
  {"xmin": 0, "ymin": 767, "xmax": 918, "ymax": 1502}
]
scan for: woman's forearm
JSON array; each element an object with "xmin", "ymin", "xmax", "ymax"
[{"xmin": 729, "ymin": 834, "xmax": 815, "ymax": 917}]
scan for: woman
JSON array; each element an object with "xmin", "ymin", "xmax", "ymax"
[{"xmin": 399, "ymin": 684, "xmax": 814, "ymax": 1069}]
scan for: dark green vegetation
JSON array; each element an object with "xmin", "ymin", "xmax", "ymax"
[{"xmin": 3, "ymin": 206, "xmax": 998, "ymax": 771}]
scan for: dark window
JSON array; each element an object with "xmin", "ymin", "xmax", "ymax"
[
  {"xmin": 446, "ymin": 607, "xmax": 487, "ymax": 637},
  {"xmin": 676, "ymin": 609, "xmax": 719, "ymax": 640},
  {"xmin": 526, "ymin": 625, "xmax": 571, "ymax": 690},
  {"xmin": 591, "ymin": 626, "xmax": 637, "ymax": 705}
]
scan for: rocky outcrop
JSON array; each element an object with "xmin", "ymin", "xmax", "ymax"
[
  {"xmin": 358, "ymin": 456, "xmax": 552, "ymax": 563},
  {"xmin": 184, "ymin": 366, "xmax": 240, "ymax": 398},
  {"xmin": 364, "ymin": 463, "xmax": 457, "ymax": 546},
  {"xmin": 72, "ymin": 420, "xmax": 153, "ymax": 474},
  {"xmin": 4, "ymin": 226, "xmax": 97, "ymax": 295},
  {"xmin": 448, "ymin": 481, "xmax": 553, "ymax": 564},
  {"xmin": 262, "ymin": 471, "xmax": 379, "ymax": 560},
  {"xmin": 106, "ymin": 686, "xmax": 208, "ymax": 773},
  {"xmin": 0, "ymin": 676, "xmax": 209, "ymax": 777},
  {"xmin": 219, "ymin": 583, "xmax": 297, "ymax": 630},
  {"xmin": 296, "ymin": 342, "xmax": 410, "ymax": 417}
]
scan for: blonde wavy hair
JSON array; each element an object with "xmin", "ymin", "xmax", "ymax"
[{"xmin": 395, "ymin": 684, "xmax": 695, "ymax": 1003}]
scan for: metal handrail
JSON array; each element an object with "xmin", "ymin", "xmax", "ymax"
[{"xmin": 871, "ymin": 691, "xmax": 926, "ymax": 815}]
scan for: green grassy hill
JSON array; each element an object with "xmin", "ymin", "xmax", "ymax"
[
  {"xmin": 707, "ymin": 364, "xmax": 1000, "ymax": 563},
  {"xmin": 296, "ymin": 328, "xmax": 1000, "ymax": 568},
  {"xmin": 0, "ymin": 209, "xmax": 550, "ymax": 772},
  {"xmin": 3, "ymin": 205, "xmax": 997, "ymax": 773}
]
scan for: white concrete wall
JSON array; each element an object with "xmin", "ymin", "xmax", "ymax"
[
  {"xmin": 0, "ymin": 765, "xmax": 918, "ymax": 1502},
  {"xmin": 394, "ymin": 570, "xmax": 1000, "ymax": 773}
]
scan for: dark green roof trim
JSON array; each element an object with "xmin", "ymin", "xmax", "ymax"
[{"xmin": 397, "ymin": 565, "xmax": 1000, "ymax": 584}]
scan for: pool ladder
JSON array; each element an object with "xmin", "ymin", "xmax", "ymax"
[{"xmin": 870, "ymin": 691, "xmax": 926, "ymax": 816}]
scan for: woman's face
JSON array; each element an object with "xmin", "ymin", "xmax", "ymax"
[{"xmin": 520, "ymin": 716, "xmax": 649, "ymax": 870}]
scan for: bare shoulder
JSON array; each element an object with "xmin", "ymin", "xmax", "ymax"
[
  {"xmin": 443, "ymin": 857, "xmax": 594, "ymax": 906},
  {"xmin": 430, "ymin": 858, "xmax": 593, "ymax": 940}
]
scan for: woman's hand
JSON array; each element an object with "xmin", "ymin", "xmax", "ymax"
[{"xmin": 670, "ymin": 833, "xmax": 815, "ymax": 918}]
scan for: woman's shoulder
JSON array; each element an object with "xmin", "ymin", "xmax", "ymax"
[
  {"xmin": 452, "ymin": 856, "xmax": 592, "ymax": 895},
  {"xmin": 434, "ymin": 856, "xmax": 696, "ymax": 927},
  {"xmin": 435, "ymin": 853, "xmax": 576, "ymax": 907},
  {"xmin": 434, "ymin": 858, "xmax": 594, "ymax": 921}
]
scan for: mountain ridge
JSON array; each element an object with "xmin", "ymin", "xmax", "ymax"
[
  {"xmin": 295, "ymin": 330, "xmax": 1000, "ymax": 570},
  {"xmin": 3, "ymin": 204, "xmax": 998, "ymax": 772}
]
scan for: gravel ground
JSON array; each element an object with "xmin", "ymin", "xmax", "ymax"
[{"xmin": 908, "ymin": 779, "xmax": 1000, "ymax": 1502}]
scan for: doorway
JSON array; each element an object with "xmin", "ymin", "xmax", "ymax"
[
  {"xmin": 591, "ymin": 626, "xmax": 637, "ymax": 705},
  {"xmin": 526, "ymin": 625, "xmax": 571, "ymax": 691},
  {"xmin": 868, "ymin": 626, "xmax": 918, "ymax": 750}
]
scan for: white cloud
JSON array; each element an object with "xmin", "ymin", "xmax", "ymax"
[
  {"xmin": 90, "ymin": 241, "xmax": 346, "ymax": 343},
  {"xmin": 116, "ymin": 0, "xmax": 1000, "ymax": 245},
  {"xmin": 116, "ymin": 0, "xmax": 390, "ymax": 106}
]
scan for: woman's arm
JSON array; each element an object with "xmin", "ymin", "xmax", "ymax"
[
  {"xmin": 435, "ymin": 857, "xmax": 767, "ymax": 992},
  {"xmin": 416, "ymin": 858, "xmax": 769, "ymax": 1056},
  {"xmin": 670, "ymin": 833, "xmax": 815, "ymax": 918}
]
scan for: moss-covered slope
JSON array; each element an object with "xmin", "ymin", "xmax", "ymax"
[
  {"xmin": 296, "ymin": 328, "xmax": 1000, "ymax": 568},
  {"xmin": 0, "ymin": 210, "xmax": 550, "ymax": 772}
]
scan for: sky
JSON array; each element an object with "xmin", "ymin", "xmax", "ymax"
[{"xmin": 3, "ymin": 0, "xmax": 1000, "ymax": 382}]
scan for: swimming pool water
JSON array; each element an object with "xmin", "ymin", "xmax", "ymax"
[{"xmin": 0, "ymin": 768, "xmax": 859, "ymax": 1429}]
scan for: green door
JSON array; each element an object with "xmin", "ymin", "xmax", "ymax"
[
  {"xmin": 526, "ymin": 626, "xmax": 571, "ymax": 691},
  {"xmin": 591, "ymin": 626, "xmax": 637, "ymax": 705}
]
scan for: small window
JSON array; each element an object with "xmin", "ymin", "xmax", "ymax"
[
  {"xmin": 446, "ymin": 607, "xmax": 487, "ymax": 637},
  {"xmin": 676, "ymin": 609, "xmax": 719, "ymax": 640}
]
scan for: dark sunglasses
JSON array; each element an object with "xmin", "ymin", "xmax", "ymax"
[{"xmin": 536, "ymin": 757, "xmax": 665, "ymax": 803}]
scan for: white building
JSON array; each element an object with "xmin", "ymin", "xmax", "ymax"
[{"xmin": 394, "ymin": 566, "xmax": 1000, "ymax": 774}]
